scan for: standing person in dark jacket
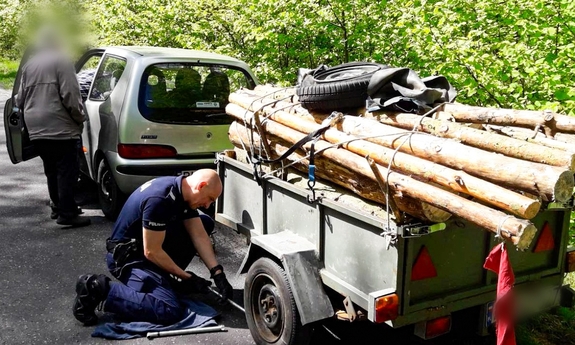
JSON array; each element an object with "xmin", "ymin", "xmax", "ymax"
[
  {"xmin": 16, "ymin": 29, "xmax": 90, "ymax": 227},
  {"xmin": 72, "ymin": 169, "xmax": 233, "ymax": 325}
]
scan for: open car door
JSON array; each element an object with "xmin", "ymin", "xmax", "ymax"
[
  {"xmin": 74, "ymin": 48, "xmax": 105, "ymax": 179},
  {"xmin": 3, "ymin": 49, "xmax": 36, "ymax": 164}
]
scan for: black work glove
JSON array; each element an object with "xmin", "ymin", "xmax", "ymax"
[
  {"xmin": 173, "ymin": 272, "xmax": 212, "ymax": 295},
  {"xmin": 213, "ymin": 272, "xmax": 233, "ymax": 302}
]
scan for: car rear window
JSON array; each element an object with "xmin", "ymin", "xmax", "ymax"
[{"xmin": 138, "ymin": 63, "xmax": 256, "ymax": 125}]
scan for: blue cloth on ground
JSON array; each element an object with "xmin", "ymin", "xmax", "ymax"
[{"xmin": 91, "ymin": 298, "xmax": 219, "ymax": 340}]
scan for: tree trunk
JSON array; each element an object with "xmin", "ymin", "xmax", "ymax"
[
  {"xmin": 362, "ymin": 111, "xmax": 575, "ymax": 170},
  {"xmin": 227, "ymin": 103, "xmax": 541, "ymax": 219},
  {"xmin": 226, "ymin": 107, "xmax": 538, "ymax": 250}
]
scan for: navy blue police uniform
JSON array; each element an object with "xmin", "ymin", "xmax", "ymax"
[{"xmin": 103, "ymin": 176, "xmax": 214, "ymax": 324}]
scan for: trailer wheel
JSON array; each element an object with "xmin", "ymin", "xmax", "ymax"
[{"xmin": 244, "ymin": 257, "xmax": 310, "ymax": 345}]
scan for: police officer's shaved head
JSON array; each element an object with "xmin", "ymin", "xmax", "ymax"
[{"xmin": 182, "ymin": 169, "xmax": 222, "ymax": 209}]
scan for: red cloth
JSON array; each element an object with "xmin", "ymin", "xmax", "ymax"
[{"xmin": 483, "ymin": 243, "xmax": 516, "ymax": 345}]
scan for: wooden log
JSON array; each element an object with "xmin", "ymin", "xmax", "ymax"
[
  {"xmin": 338, "ymin": 116, "xmax": 574, "ymax": 202},
  {"xmin": 238, "ymin": 88, "xmax": 324, "ymax": 124},
  {"xmin": 254, "ymin": 84, "xmax": 297, "ymax": 99},
  {"xmin": 554, "ymin": 132, "xmax": 575, "ymax": 145},
  {"xmin": 227, "ymin": 103, "xmax": 541, "ymax": 219},
  {"xmin": 226, "ymin": 115, "xmax": 537, "ymax": 250},
  {"xmin": 361, "ymin": 111, "xmax": 575, "ymax": 170},
  {"xmin": 229, "ymin": 90, "xmax": 574, "ymax": 202},
  {"xmin": 486, "ymin": 125, "xmax": 575, "ymax": 152},
  {"xmin": 228, "ymin": 121, "xmax": 448, "ymax": 223},
  {"xmin": 440, "ymin": 103, "xmax": 575, "ymax": 136}
]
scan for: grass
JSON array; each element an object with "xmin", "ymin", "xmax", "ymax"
[
  {"xmin": 517, "ymin": 306, "xmax": 575, "ymax": 345},
  {"xmin": 0, "ymin": 59, "xmax": 18, "ymax": 89}
]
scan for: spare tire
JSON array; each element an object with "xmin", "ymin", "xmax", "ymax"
[{"xmin": 296, "ymin": 62, "xmax": 387, "ymax": 111}]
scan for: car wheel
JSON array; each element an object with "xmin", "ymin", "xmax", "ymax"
[
  {"xmin": 245, "ymin": 258, "xmax": 310, "ymax": 345},
  {"xmin": 97, "ymin": 159, "xmax": 125, "ymax": 220},
  {"xmin": 296, "ymin": 62, "xmax": 386, "ymax": 111}
]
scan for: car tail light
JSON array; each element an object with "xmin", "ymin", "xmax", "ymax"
[
  {"xmin": 411, "ymin": 246, "xmax": 437, "ymax": 281},
  {"xmin": 82, "ymin": 146, "xmax": 88, "ymax": 153},
  {"xmin": 118, "ymin": 144, "xmax": 177, "ymax": 159},
  {"xmin": 374, "ymin": 293, "xmax": 399, "ymax": 323},
  {"xmin": 533, "ymin": 221, "xmax": 555, "ymax": 253},
  {"xmin": 566, "ymin": 247, "xmax": 575, "ymax": 273},
  {"xmin": 414, "ymin": 315, "xmax": 452, "ymax": 340}
]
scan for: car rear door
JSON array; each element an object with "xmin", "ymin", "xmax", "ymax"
[{"xmin": 3, "ymin": 49, "xmax": 36, "ymax": 164}]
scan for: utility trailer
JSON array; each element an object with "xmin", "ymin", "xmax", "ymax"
[{"xmin": 214, "ymin": 153, "xmax": 575, "ymax": 344}]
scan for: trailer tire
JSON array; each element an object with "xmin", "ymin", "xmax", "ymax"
[
  {"xmin": 296, "ymin": 62, "xmax": 386, "ymax": 111},
  {"xmin": 244, "ymin": 257, "xmax": 310, "ymax": 345}
]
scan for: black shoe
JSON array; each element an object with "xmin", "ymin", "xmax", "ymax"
[
  {"xmin": 51, "ymin": 207, "xmax": 83, "ymax": 220},
  {"xmin": 73, "ymin": 274, "xmax": 110, "ymax": 325},
  {"xmin": 57, "ymin": 215, "xmax": 91, "ymax": 228}
]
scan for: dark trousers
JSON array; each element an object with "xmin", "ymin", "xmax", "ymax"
[
  {"xmin": 33, "ymin": 139, "xmax": 80, "ymax": 219},
  {"xmin": 104, "ymin": 215, "xmax": 215, "ymax": 324}
]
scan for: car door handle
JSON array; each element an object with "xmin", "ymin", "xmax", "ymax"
[{"xmin": 8, "ymin": 112, "xmax": 19, "ymax": 126}]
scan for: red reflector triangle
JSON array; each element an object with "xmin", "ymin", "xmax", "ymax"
[
  {"xmin": 411, "ymin": 246, "xmax": 437, "ymax": 281},
  {"xmin": 533, "ymin": 222, "xmax": 555, "ymax": 253}
]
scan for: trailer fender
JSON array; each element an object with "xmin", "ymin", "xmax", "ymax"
[{"xmin": 238, "ymin": 231, "xmax": 334, "ymax": 325}]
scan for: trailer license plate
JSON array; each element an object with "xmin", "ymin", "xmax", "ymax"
[{"xmin": 485, "ymin": 301, "xmax": 495, "ymax": 327}]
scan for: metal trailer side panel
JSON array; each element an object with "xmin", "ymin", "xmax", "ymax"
[
  {"xmin": 216, "ymin": 157, "xmax": 264, "ymax": 236},
  {"xmin": 216, "ymin": 156, "xmax": 402, "ymax": 314}
]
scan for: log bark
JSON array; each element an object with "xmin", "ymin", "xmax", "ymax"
[
  {"xmin": 227, "ymin": 103, "xmax": 541, "ymax": 219},
  {"xmin": 226, "ymin": 116, "xmax": 537, "ymax": 250},
  {"xmin": 229, "ymin": 91, "xmax": 574, "ymax": 202},
  {"xmin": 486, "ymin": 125, "xmax": 575, "ymax": 152},
  {"xmin": 440, "ymin": 103, "xmax": 575, "ymax": 136},
  {"xmin": 362, "ymin": 111, "xmax": 575, "ymax": 170},
  {"xmin": 233, "ymin": 89, "xmax": 324, "ymax": 124},
  {"xmin": 339, "ymin": 116, "xmax": 574, "ymax": 202},
  {"xmin": 228, "ymin": 121, "xmax": 448, "ymax": 223}
]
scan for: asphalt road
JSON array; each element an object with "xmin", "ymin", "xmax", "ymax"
[
  {"xmin": 0, "ymin": 89, "xmax": 493, "ymax": 345},
  {"xmin": 0, "ymin": 88, "xmax": 255, "ymax": 345}
]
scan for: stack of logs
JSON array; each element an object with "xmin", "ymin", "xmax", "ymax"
[{"xmin": 225, "ymin": 85, "xmax": 575, "ymax": 250}]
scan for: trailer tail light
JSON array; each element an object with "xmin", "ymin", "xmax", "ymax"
[
  {"xmin": 566, "ymin": 247, "xmax": 575, "ymax": 273},
  {"xmin": 414, "ymin": 315, "xmax": 452, "ymax": 340},
  {"xmin": 118, "ymin": 144, "xmax": 177, "ymax": 159},
  {"xmin": 374, "ymin": 293, "xmax": 399, "ymax": 323},
  {"xmin": 411, "ymin": 246, "xmax": 437, "ymax": 281},
  {"xmin": 533, "ymin": 221, "xmax": 555, "ymax": 253}
]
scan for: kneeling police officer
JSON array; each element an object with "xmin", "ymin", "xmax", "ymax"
[{"xmin": 73, "ymin": 169, "xmax": 233, "ymax": 325}]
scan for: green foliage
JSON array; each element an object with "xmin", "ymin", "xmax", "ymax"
[
  {"xmin": 0, "ymin": 59, "xmax": 18, "ymax": 89},
  {"xmin": 2, "ymin": 0, "xmax": 574, "ymax": 115}
]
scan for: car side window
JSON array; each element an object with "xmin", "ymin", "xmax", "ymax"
[
  {"xmin": 76, "ymin": 55, "xmax": 102, "ymax": 102},
  {"xmin": 89, "ymin": 55, "xmax": 126, "ymax": 101}
]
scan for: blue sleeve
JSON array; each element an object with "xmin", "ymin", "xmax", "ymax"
[{"xmin": 142, "ymin": 197, "xmax": 171, "ymax": 231}]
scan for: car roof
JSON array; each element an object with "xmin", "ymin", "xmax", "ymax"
[{"xmin": 105, "ymin": 46, "xmax": 244, "ymax": 63}]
